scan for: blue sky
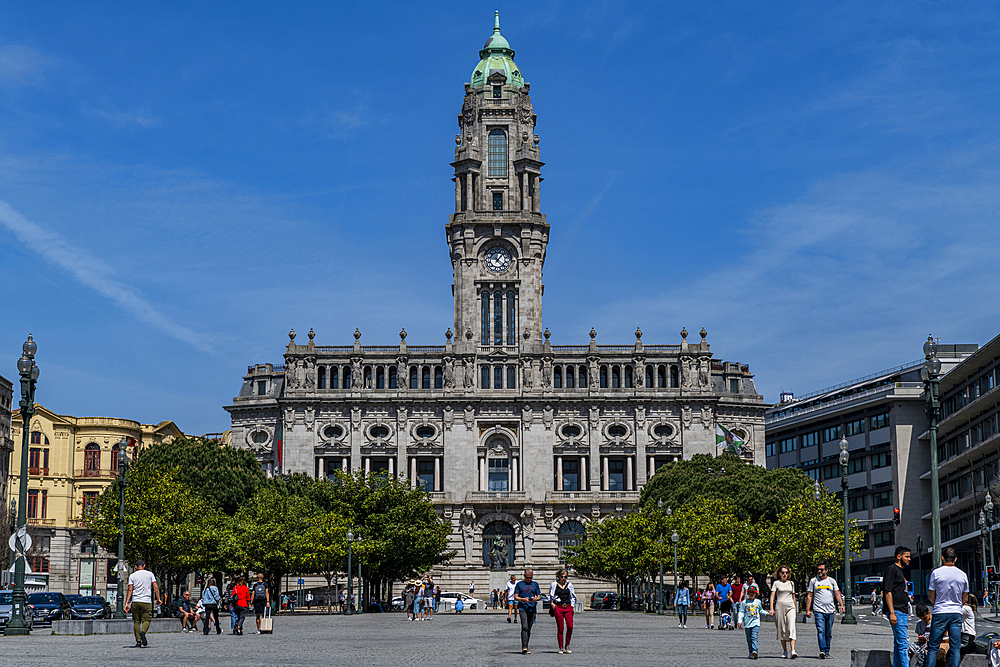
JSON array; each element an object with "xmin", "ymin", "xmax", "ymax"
[{"xmin": 1, "ymin": 2, "xmax": 998, "ymax": 434}]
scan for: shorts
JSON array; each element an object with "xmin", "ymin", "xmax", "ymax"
[{"xmin": 253, "ymin": 600, "xmax": 266, "ymax": 616}]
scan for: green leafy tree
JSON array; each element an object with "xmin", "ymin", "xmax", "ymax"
[
  {"xmin": 137, "ymin": 436, "xmax": 266, "ymax": 516},
  {"xmin": 85, "ymin": 461, "xmax": 228, "ymax": 580},
  {"xmin": 640, "ymin": 453, "xmax": 815, "ymax": 522}
]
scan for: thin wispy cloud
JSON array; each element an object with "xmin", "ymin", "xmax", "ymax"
[{"xmin": 0, "ymin": 199, "xmax": 214, "ymax": 354}]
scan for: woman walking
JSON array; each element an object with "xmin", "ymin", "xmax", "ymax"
[
  {"xmin": 548, "ymin": 569, "xmax": 577, "ymax": 654},
  {"xmin": 201, "ymin": 577, "xmax": 222, "ymax": 635},
  {"xmin": 674, "ymin": 580, "xmax": 690, "ymax": 628},
  {"xmin": 703, "ymin": 582, "xmax": 717, "ymax": 629},
  {"xmin": 232, "ymin": 576, "xmax": 251, "ymax": 636},
  {"xmin": 769, "ymin": 566, "xmax": 797, "ymax": 658}
]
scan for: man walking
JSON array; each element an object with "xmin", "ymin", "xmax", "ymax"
[
  {"xmin": 883, "ymin": 546, "xmax": 911, "ymax": 667},
  {"xmin": 124, "ymin": 559, "xmax": 160, "ymax": 649},
  {"xmin": 926, "ymin": 547, "xmax": 969, "ymax": 667},
  {"xmin": 506, "ymin": 573, "xmax": 518, "ymax": 624},
  {"xmin": 513, "ymin": 568, "xmax": 542, "ymax": 654},
  {"xmin": 251, "ymin": 572, "xmax": 270, "ymax": 634},
  {"xmin": 805, "ymin": 562, "xmax": 845, "ymax": 659}
]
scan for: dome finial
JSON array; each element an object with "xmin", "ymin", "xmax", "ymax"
[{"xmin": 494, "ymin": 10, "xmax": 501, "ymax": 32}]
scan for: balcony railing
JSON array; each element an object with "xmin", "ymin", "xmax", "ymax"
[
  {"xmin": 466, "ymin": 491, "xmax": 527, "ymax": 502},
  {"xmin": 75, "ymin": 469, "xmax": 117, "ymax": 479}
]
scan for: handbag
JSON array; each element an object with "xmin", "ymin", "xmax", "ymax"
[{"xmin": 259, "ymin": 603, "xmax": 273, "ymax": 634}]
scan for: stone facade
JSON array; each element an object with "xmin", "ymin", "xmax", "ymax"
[{"xmin": 225, "ymin": 14, "xmax": 767, "ymax": 594}]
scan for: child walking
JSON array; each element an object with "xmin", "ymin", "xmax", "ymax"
[{"xmin": 738, "ymin": 584, "xmax": 766, "ymax": 659}]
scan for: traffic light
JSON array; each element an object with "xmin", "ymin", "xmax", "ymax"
[{"xmin": 894, "ymin": 508, "xmax": 901, "ymax": 525}]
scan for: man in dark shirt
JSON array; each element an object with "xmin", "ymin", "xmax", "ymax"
[{"xmin": 883, "ymin": 545, "xmax": 912, "ymax": 667}]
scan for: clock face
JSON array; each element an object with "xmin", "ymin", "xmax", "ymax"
[{"xmin": 483, "ymin": 246, "xmax": 512, "ymax": 274}]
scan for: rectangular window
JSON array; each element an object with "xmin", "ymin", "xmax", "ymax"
[
  {"xmin": 869, "ymin": 412, "xmax": 890, "ymax": 430},
  {"xmin": 849, "ymin": 495, "xmax": 867, "ymax": 513},
  {"xmin": 873, "ymin": 529, "xmax": 895, "ymax": 548},
  {"xmin": 729, "ymin": 379, "xmax": 740, "ymax": 394},
  {"xmin": 417, "ymin": 460, "xmax": 435, "ymax": 492},
  {"xmin": 871, "ymin": 452, "xmax": 891, "ymax": 469},
  {"xmin": 848, "ymin": 457, "xmax": 866, "ymax": 474},
  {"xmin": 257, "ymin": 381, "xmax": 267, "ymax": 396},
  {"xmin": 822, "ymin": 426, "xmax": 841, "ymax": 442},
  {"xmin": 801, "ymin": 432, "xmax": 819, "ymax": 448},
  {"xmin": 845, "ymin": 419, "xmax": 865, "ymax": 436},
  {"xmin": 488, "ymin": 458, "xmax": 509, "ymax": 492},
  {"xmin": 562, "ymin": 459, "xmax": 580, "ymax": 492},
  {"xmin": 872, "ymin": 490, "xmax": 893, "ymax": 508},
  {"xmin": 607, "ymin": 459, "xmax": 625, "ymax": 492},
  {"xmin": 27, "ymin": 489, "xmax": 38, "ymax": 518},
  {"xmin": 492, "ymin": 191, "xmax": 503, "ymax": 211},
  {"xmin": 494, "ymin": 366, "xmax": 503, "ymax": 389},
  {"xmin": 765, "ymin": 442, "xmax": 775, "ymax": 457}
]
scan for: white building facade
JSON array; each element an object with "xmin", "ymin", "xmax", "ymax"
[{"xmin": 225, "ymin": 14, "xmax": 767, "ymax": 593}]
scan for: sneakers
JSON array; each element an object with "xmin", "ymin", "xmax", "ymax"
[
  {"xmin": 791, "ymin": 651, "xmax": 798, "ymax": 659},
  {"xmin": 140, "ymin": 631, "xmax": 148, "ymax": 647}
]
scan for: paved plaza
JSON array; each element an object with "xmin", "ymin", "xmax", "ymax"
[{"xmin": 0, "ymin": 610, "xmax": 910, "ymax": 667}]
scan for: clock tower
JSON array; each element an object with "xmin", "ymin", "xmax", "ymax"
[{"xmin": 447, "ymin": 12, "xmax": 547, "ymax": 355}]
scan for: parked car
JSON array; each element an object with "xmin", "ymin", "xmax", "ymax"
[
  {"xmin": 27, "ymin": 592, "xmax": 72, "ymax": 625},
  {"xmin": 590, "ymin": 591, "xmax": 618, "ymax": 610},
  {"xmin": 70, "ymin": 595, "xmax": 112, "ymax": 620},
  {"xmin": 0, "ymin": 591, "xmax": 34, "ymax": 631},
  {"xmin": 438, "ymin": 592, "xmax": 481, "ymax": 610}
]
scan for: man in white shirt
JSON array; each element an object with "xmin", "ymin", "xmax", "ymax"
[
  {"xmin": 506, "ymin": 573, "xmax": 518, "ymax": 624},
  {"xmin": 805, "ymin": 562, "xmax": 846, "ymax": 659},
  {"xmin": 925, "ymin": 547, "xmax": 969, "ymax": 667},
  {"xmin": 124, "ymin": 560, "xmax": 160, "ymax": 649}
]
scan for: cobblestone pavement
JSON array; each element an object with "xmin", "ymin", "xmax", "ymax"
[{"xmin": 0, "ymin": 610, "xmax": 901, "ymax": 667}]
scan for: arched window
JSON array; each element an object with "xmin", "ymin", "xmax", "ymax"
[
  {"xmin": 657, "ymin": 365, "xmax": 666, "ymax": 388},
  {"xmin": 422, "ymin": 366, "xmax": 431, "ymax": 389},
  {"xmin": 579, "ymin": 368, "xmax": 587, "ymax": 388},
  {"xmin": 488, "ymin": 129, "xmax": 508, "ymax": 177},
  {"xmin": 611, "ymin": 366, "xmax": 620, "ymax": 389},
  {"xmin": 434, "ymin": 366, "xmax": 443, "ymax": 389},
  {"xmin": 553, "ymin": 367, "xmax": 562, "ymax": 389},
  {"xmin": 410, "ymin": 367, "xmax": 418, "ymax": 389},
  {"xmin": 84, "ymin": 443, "xmax": 101, "ymax": 476},
  {"xmin": 483, "ymin": 520, "xmax": 515, "ymax": 568},
  {"xmin": 558, "ymin": 520, "xmax": 586, "ymax": 561},
  {"xmin": 376, "ymin": 367, "xmax": 385, "ymax": 389},
  {"xmin": 481, "ymin": 366, "xmax": 490, "ymax": 389},
  {"xmin": 317, "ymin": 367, "xmax": 326, "ymax": 389},
  {"xmin": 670, "ymin": 365, "xmax": 680, "ymax": 388},
  {"xmin": 645, "ymin": 365, "xmax": 653, "ymax": 388},
  {"xmin": 481, "ymin": 293, "xmax": 490, "ymax": 344},
  {"xmin": 389, "ymin": 366, "xmax": 398, "ymax": 389},
  {"xmin": 506, "ymin": 291, "xmax": 516, "ymax": 345}
]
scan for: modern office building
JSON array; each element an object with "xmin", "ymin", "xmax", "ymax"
[
  {"xmin": 765, "ymin": 343, "xmax": 976, "ymax": 588},
  {"xmin": 930, "ymin": 333, "xmax": 1000, "ymax": 592},
  {"xmin": 225, "ymin": 13, "xmax": 768, "ymax": 594},
  {"xmin": 7, "ymin": 404, "xmax": 184, "ymax": 597}
]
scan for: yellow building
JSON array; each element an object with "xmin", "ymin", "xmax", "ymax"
[{"xmin": 7, "ymin": 404, "xmax": 183, "ymax": 597}]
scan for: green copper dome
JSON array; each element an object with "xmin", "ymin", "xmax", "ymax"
[{"xmin": 470, "ymin": 11, "xmax": 524, "ymax": 89}]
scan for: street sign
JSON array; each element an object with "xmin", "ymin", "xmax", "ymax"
[{"xmin": 8, "ymin": 530, "xmax": 31, "ymax": 553}]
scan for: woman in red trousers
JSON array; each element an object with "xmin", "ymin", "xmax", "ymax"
[{"xmin": 548, "ymin": 569, "xmax": 577, "ymax": 654}]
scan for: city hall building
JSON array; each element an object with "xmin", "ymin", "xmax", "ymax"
[{"xmin": 225, "ymin": 14, "xmax": 767, "ymax": 592}]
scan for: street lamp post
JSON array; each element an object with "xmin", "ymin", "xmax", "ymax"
[
  {"xmin": 839, "ymin": 436, "xmax": 857, "ymax": 625},
  {"xmin": 114, "ymin": 438, "xmax": 129, "ymax": 618},
  {"xmin": 988, "ymin": 495, "xmax": 997, "ymax": 616},
  {"xmin": 923, "ymin": 334, "xmax": 943, "ymax": 569},
  {"xmin": 5, "ymin": 335, "xmax": 38, "ymax": 636},
  {"xmin": 346, "ymin": 530, "xmax": 354, "ymax": 615}
]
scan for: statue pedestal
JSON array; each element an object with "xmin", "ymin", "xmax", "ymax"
[{"xmin": 490, "ymin": 570, "xmax": 511, "ymax": 593}]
